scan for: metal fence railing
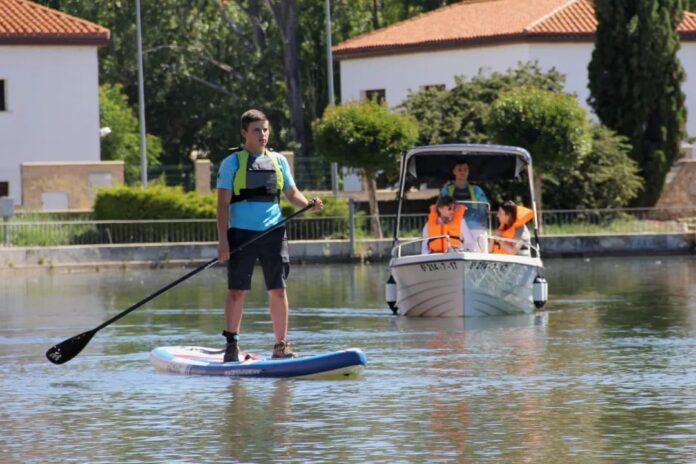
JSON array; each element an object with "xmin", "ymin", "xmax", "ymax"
[
  {"xmin": 2, "ymin": 207, "xmax": 695, "ymax": 247},
  {"xmin": 148, "ymin": 164, "xmax": 195, "ymax": 190},
  {"xmin": 1, "ymin": 219, "xmax": 218, "ymax": 247}
]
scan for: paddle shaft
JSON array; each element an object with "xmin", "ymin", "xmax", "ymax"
[
  {"xmin": 47, "ymin": 202, "xmax": 314, "ymax": 363},
  {"xmin": 93, "ymin": 257, "xmax": 218, "ymax": 332}
]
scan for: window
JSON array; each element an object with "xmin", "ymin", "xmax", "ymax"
[
  {"xmin": 88, "ymin": 172, "xmax": 113, "ymax": 199},
  {"xmin": 0, "ymin": 80, "xmax": 5, "ymax": 111},
  {"xmin": 42, "ymin": 192, "xmax": 69, "ymax": 210},
  {"xmin": 363, "ymin": 89, "xmax": 386, "ymax": 104},
  {"xmin": 422, "ymin": 84, "xmax": 446, "ymax": 91},
  {"xmin": 0, "ymin": 182, "xmax": 8, "ymax": 197}
]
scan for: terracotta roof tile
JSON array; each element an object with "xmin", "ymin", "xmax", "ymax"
[
  {"xmin": 0, "ymin": 0, "xmax": 110, "ymax": 45},
  {"xmin": 527, "ymin": 0, "xmax": 596, "ymax": 35},
  {"xmin": 679, "ymin": 11, "xmax": 696, "ymax": 36},
  {"xmin": 334, "ymin": 0, "xmax": 696, "ymax": 59}
]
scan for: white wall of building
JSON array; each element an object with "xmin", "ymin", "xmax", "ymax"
[
  {"xmin": 678, "ymin": 43, "xmax": 696, "ymax": 140},
  {"xmin": 339, "ymin": 40, "xmax": 696, "ymax": 138},
  {"xmin": 0, "ymin": 45, "xmax": 101, "ymax": 206},
  {"xmin": 340, "ymin": 43, "xmax": 531, "ymax": 106},
  {"xmin": 529, "ymin": 42, "xmax": 594, "ymax": 114}
]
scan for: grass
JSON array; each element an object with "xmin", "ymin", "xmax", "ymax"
[
  {"xmin": 542, "ymin": 217, "xmax": 688, "ymax": 235},
  {"xmin": 8, "ymin": 213, "xmax": 95, "ymax": 246}
]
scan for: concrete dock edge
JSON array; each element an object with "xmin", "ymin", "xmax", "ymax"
[{"xmin": 0, "ymin": 233, "xmax": 693, "ymax": 272}]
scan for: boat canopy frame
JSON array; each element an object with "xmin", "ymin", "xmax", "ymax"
[{"xmin": 392, "ymin": 143, "xmax": 540, "ymax": 246}]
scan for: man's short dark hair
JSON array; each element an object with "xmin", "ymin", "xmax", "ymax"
[
  {"xmin": 240, "ymin": 109, "xmax": 268, "ymax": 131},
  {"xmin": 453, "ymin": 160, "xmax": 469, "ymax": 167}
]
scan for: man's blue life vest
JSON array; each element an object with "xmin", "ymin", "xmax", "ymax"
[{"xmin": 231, "ymin": 149, "xmax": 284, "ymax": 204}]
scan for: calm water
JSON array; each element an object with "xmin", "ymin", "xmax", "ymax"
[{"xmin": 2, "ymin": 256, "xmax": 696, "ymax": 463}]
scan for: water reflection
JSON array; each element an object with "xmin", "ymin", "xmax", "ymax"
[
  {"xmin": 2, "ymin": 257, "xmax": 696, "ymax": 462},
  {"xmin": 219, "ymin": 381, "xmax": 294, "ymax": 461}
]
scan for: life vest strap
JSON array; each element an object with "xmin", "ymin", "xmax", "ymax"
[{"xmin": 230, "ymin": 187, "xmax": 279, "ymax": 204}]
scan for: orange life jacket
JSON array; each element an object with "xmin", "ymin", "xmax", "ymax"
[
  {"xmin": 492, "ymin": 205, "xmax": 534, "ymax": 254},
  {"xmin": 426, "ymin": 204, "xmax": 466, "ymax": 253}
]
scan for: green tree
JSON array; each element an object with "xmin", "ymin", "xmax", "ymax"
[
  {"xmin": 487, "ymin": 87, "xmax": 591, "ymax": 212},
  {"xmin": 99, "ymin": 84, "xmax": 162, "ymax": 184},
  {"xmin": 400, "ymin": 62, "xmax": 565, "ymax": 146},
  {"xmin": 39, "ymin": 0, "xmax": 453, "ymax": 172},
  {"xmin": 313, "ymin": 100, "xmax": 418, "ymax": 237},
  {"xmin": 588, "ymin": 0, "xmax": 687, "ymax": 206},
  {"xmin": 39, "ymin": 0, "xmax": 288, "ymax": 165},
  {"xmin": 267, "ymin": 0, "xmax": 310, "ymax": 158},
  {"xmin": 545, "ymin": 124, "xmax": 642, "ymax": 209},
  {"xmin": 687, "ymin": 0, "xmax": 696, "ymax": 12}
]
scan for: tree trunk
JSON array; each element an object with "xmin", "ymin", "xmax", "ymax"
[
  {"xmin": 247, "ymin": 0, "xmax": 267, "ymax": 51},
  {"xmin": 267, "ymin": 0, "xmax": 308, "ymax": 158},
  {"xmin": 364, "ymin": 172, "xmax": 383, "ymax": 239},
  {"xmin": 371, "ymin": 0, "xmax": 381, "ymax": 29}
]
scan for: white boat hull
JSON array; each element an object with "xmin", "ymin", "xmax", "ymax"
[{"xmin": 389, "ymin": 252, "xmax": 543, "ymax": 317}]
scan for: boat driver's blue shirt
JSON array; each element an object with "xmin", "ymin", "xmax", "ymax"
[
  {"xmin": 439, "ymin": 183, "xmax": 488, "ymax": 229},
  {"xmin": 216, "ymin": 151, "xmax": 295, "ymax": 231}
]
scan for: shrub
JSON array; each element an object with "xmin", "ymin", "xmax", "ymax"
[
  {"xmin": 93, "ymin": 184, "xmax": 215, "ymax": 220},
  {"xmin": 280, "ymin": 194, "xmax": 348, "ymax": 217}
]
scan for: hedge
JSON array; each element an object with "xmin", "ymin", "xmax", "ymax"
[{"xmin": 93, "ymin": 184, "xmax": 216, "ymax": 220}]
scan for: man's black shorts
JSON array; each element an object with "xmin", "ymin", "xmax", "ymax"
[{"xmin": 226, "ymin": 226, "xmax": 289, "ymax": 290}]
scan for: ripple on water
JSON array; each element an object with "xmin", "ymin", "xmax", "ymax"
[{"xmin": 4, "ymin": 259, "xmax": 696, "ymax": 463}]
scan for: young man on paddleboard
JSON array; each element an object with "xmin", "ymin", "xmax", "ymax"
[{"xmin": 216, "ymin": 109, "xmax": 323, "ymax": 362}]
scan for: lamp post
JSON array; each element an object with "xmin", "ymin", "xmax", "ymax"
[
  {"xmin": 135, "ymin": 0, "xmax": 148, "ymax": 186},
  {"xmin": 325, "ymin": 0, "xmax": 335, "ymax": 105},
  {"xmin": 326, "ymin": 0, "xmax": 339, "ymax": 197}
]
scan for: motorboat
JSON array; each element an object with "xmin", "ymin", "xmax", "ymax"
[{"xmin": 386, "ymin": 144, "xmax": 548, "ymax": 317}]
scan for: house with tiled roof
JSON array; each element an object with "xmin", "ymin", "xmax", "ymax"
[
  {"xmin": 0, "ymin": 0, "xmax": 117, "ymax": 209},
  {"xmin": 334, "ymin": 0, "xmax": 696, "ymax": 141}
]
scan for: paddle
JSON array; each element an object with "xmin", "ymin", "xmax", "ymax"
[{"xmin": 46, "ymin": 201, "xmax": 316, "ymax": 365}]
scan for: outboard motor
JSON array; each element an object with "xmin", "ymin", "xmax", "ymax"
[
  {"xmin": 533, "ymin": 275, "xmax": 548, "ymax": 309},
  {"xmin": 385, "ymin": 274, "xmax": 398, "ymax": 315}
]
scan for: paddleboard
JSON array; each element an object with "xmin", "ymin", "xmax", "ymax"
[{"xmin": 149, "ymin": 346, "xmax": 367, "ymax": 379}]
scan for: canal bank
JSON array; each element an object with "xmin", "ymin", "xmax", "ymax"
[{"xmin": 0, "ymin": 232, "xmax": 693, "ymax": 272}]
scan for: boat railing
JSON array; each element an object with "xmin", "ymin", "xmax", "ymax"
[
  {"xmin": 391, "ymin": 234, "xmax": 541, "ymax": 258},
  {"xmin": 391, "ymin": 234, "xmax": 486, "ymax": 258},
  {"xmin": 392, "ymin": 235, "xmax": 443, "ymax": 258},
  {"xmin": 488, "ymin": 235, "xmax": 541, "ymax": 258}
]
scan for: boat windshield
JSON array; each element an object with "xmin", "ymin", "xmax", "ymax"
[{"xmin": 457, "ymin": 200, "xmax": 491, "ymax": 232}]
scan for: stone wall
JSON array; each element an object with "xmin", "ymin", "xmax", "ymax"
[
  {"xmin": 21, "ymin": 161, "xmax": 124, "ymax": 211},
  {"xmin": 655, "ymin": 159, "xmax": 696, "ymax": 210},
  {"xmin": 194, "ymin": 159, "xmax": 211, "ymax": 194},
  {"xmin": 0, "ymin": 234, "xmax": 692, "ymax": 272}
]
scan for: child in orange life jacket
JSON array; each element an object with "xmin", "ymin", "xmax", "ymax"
[
  {"xmin": 490, "ymin": 200, "xmax": 532, "ymax": 256},
  {"xmin": 421, "ymin": 195, "xmax": 479, "ymax": 254}
]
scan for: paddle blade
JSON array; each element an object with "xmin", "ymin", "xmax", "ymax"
[{"xmin": 46, "ymin": 329, "xmax": 97, "ymax": 365}]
